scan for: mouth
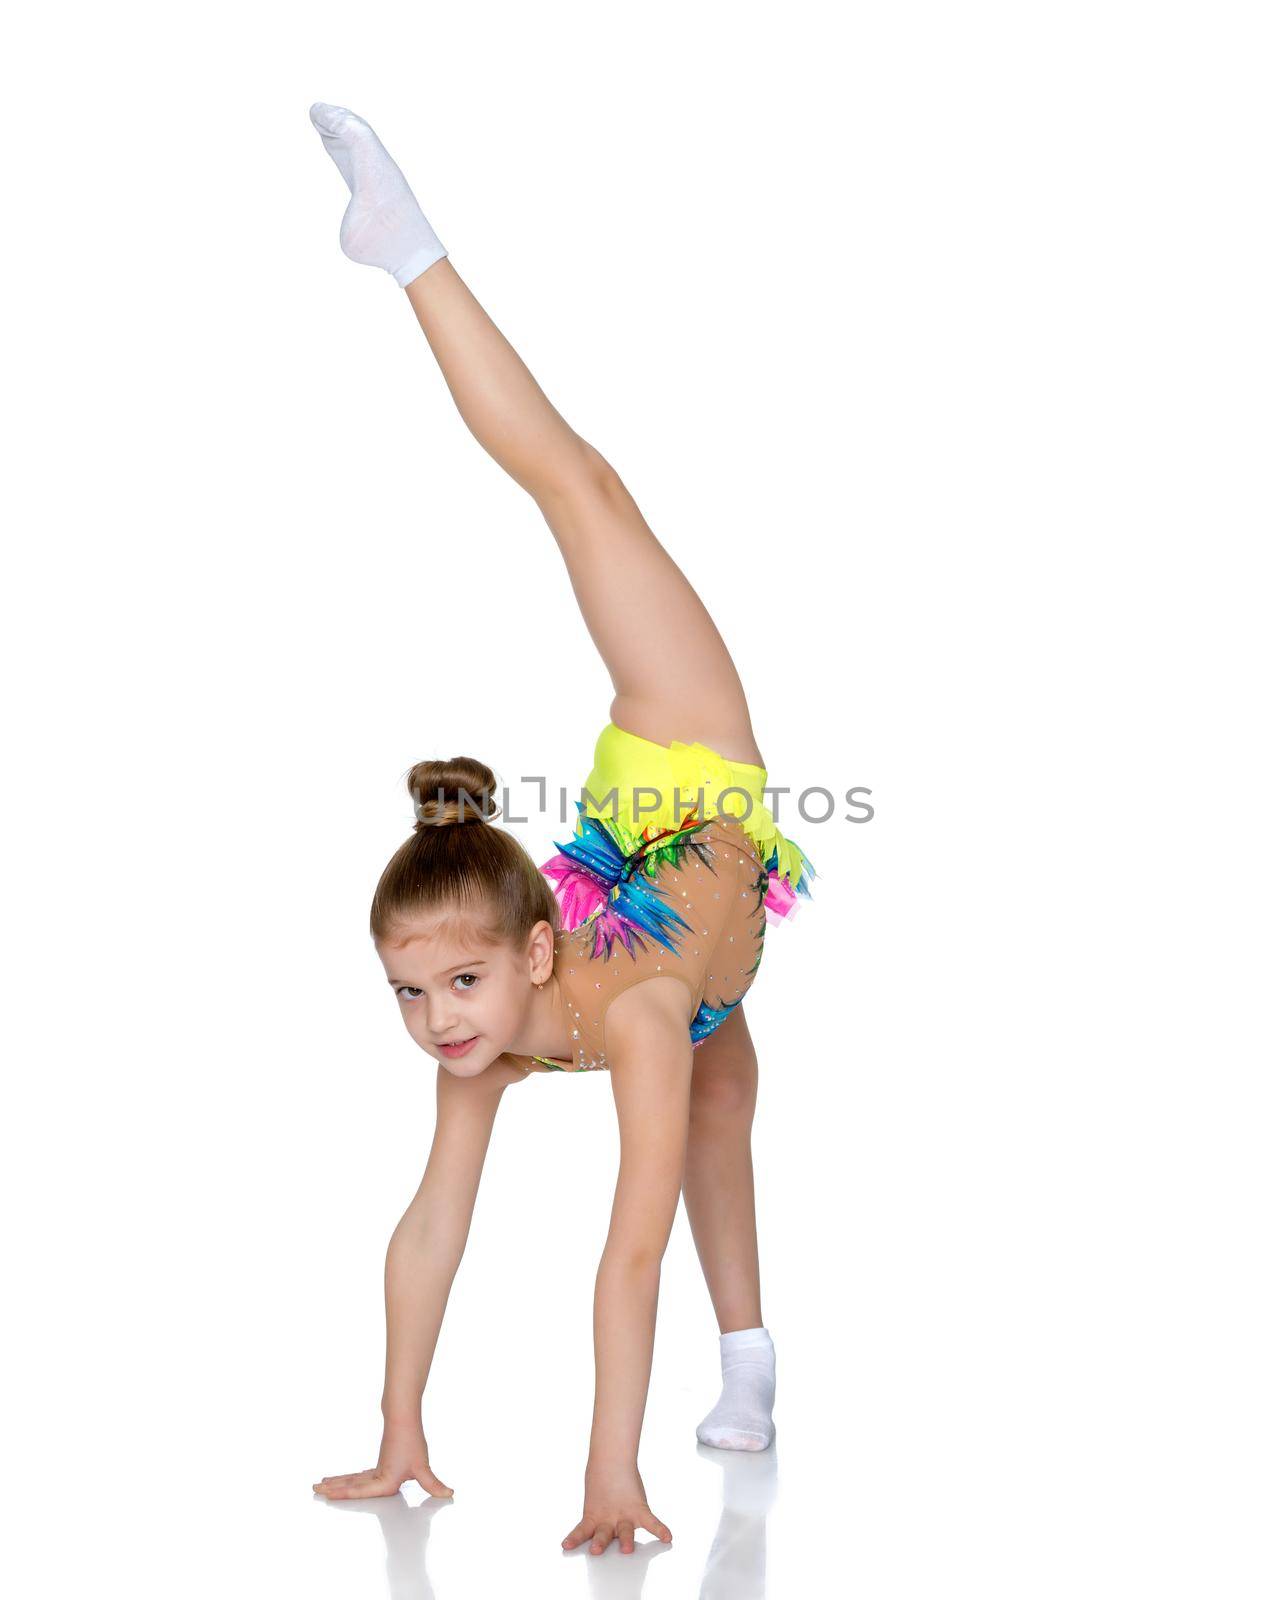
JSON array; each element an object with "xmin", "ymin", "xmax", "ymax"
[{"xmin": 437, "ymin": 1036, "xmax": 479, "ymax": 1060}]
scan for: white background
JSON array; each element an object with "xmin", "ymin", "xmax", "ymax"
[{"xmin": 5, "ymin": 2, "xmax": 1277, "ymax": 1595}]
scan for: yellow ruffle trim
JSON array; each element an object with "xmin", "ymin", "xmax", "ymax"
[{"xmin": 577, "ymin": 722, "xmax": 811, "ymax": 889}]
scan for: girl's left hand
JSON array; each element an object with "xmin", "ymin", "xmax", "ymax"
[{"xmin": 561, "ymin": 1474, "xmax": 673, "ymax": 1555}]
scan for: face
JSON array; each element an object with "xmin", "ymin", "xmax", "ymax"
[{"xmin": 376, "ymin": 908, "xmax": 554, "ymax": 1077}]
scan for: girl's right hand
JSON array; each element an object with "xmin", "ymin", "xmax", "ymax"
[{"xmin": 312, "ymin": 1419, "xmax": 454, "ymax": 1500}]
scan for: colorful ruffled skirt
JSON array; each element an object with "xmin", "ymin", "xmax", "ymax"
[{"xmin": 540, "ymin": 721, "xmax": 816, "ymax": 943}]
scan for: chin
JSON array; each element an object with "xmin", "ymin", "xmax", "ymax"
[{"xmin": 437, "ymin": 1049, "xmax": 495, "ymax": 1079}]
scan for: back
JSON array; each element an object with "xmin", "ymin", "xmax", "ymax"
[{"xmin": 522, "ymin": 817, "xmax": 770, "ymax": 1073}]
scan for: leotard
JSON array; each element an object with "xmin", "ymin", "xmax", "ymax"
[{"xmin": 513, "ymin": 723, "xmax": 815, "ymax": 1074}]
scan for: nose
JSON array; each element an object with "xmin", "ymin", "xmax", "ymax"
[{"xmin": 423, "ymin": 991, "xmax": 456, "ymax": 1039}]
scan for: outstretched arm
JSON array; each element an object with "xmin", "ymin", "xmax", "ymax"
[
  {"xmin": 313, "ymin": 1056, "xmax": 524, "ymax": 1501},
  {"xmin": 382, "ymin": 1058, "xmax": 523, "ymax": 1419},
  {"xmin": 561, "ymin": 978, "xmax": 692, "ymax": 1555}
]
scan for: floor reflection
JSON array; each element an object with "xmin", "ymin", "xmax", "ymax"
[
  {"xmin": 696, "ymin": 1443, "xmax": 777, "ymax": 1600},
  {"xmin": 313, "ymin": 1443, "xmax": 777, "ymax": 1599},
  {"xmin": 316, "ymin": 1493, "xmax": 449, "ymax": 1600},
  {"xmin": 563, "ymin": 1529, "xmax": 673, "ymax": 1597}
]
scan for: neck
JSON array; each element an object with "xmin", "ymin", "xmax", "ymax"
[{"xmin": 509, "ymin": 966, "xmax": 573, "ymax": 1062}]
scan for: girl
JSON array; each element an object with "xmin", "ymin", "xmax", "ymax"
[{"xmin": 307, "ymin": 103, "xmax": 815, "ymax": 1558}]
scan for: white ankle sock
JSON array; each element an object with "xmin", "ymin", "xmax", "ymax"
[
  {"xmin": 309, "ymin": 103, "xmax": 448, "ymax": 288},
  {"xmin": 696, "ymin": 1326, "xmax": 776, "ymax": 1452}
]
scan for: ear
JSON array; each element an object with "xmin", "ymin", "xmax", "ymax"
[{"xmin": 526, "ymin": 920, "xmax": 557, "ymax": 985}]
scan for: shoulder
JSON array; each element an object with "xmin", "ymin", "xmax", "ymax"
[{"xmin": 603, "ymin": 975, "xmax": 695, "ymax": 1054}]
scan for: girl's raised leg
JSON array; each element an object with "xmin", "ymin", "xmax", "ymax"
[
  {"xmin": 308, "ymin": 102, "xmax": 758, "ymax": 763},
  {"xmin": 402, "ymin": 260, "xmax": 763, "ymax": 764}
]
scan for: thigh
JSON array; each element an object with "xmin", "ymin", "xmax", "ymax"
[
  {"xmin": 690, "ymin": 1004, "xmax": 759, "ymax": 1115},
  {"xmin": 539, "ymin": 461, "xmax": 762, "ymax": 763},
  {"xmin": 610, "ymin": 693, "xmax": 764, "ymax": 769}
]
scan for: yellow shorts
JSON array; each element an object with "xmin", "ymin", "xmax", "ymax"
[{"xmin": 567, "ymin": 721, "xmax": 814, "ymax": 921}]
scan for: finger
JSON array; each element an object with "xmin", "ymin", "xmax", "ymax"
[
  {"xmin": 317, "ymin": 1472, "xmax": 379, "ymax": 1495},
  {"xmin": 639, "ymin": 1511, "xmax": 673, "ymax": 1542},
  {"xmin": 590, "ymin": 1521, "xmax": 615, "ymax": 1555},
  {"xmin": 329, "ymin": 1473, "xmax": 400, "ymax": 1500},
  {"xmin": 562, "ymin": 1518, "xmax": 595, "ymax": 1550},
  {"xmin": 617, "ymin": 1520, "xmax": 635, "ymax": 1554},
  {"xmin": 414, "ymin": 1469, "xmax": 454, "ymax": 1498}
]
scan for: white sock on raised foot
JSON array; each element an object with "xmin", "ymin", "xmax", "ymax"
[
  {"xmin": 309, "ymin": 103, "xmax": 448, "ymax": 288},
  {"xmin": 696, "ymin": 1326, "xmax": 776, "ymax": 1452}
]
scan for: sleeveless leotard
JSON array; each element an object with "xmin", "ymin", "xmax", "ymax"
[{"xmin": 511, "ymin": 724, "xmax": 816, "ymax": 1075}]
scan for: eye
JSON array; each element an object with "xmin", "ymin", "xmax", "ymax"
[
  {"xmin": 395, "ymin": 986, "xmax": 424, "ymax": 1001},
  {"xmin": 452, "ymin": 973, "xmax": 479, "ymax": 992}
]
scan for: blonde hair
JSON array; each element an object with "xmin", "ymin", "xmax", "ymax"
[{"xmin": 369, "ymin": 756, "xmax": 560, "ymax": 947}]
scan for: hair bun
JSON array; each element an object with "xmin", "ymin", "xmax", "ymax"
[{"xmin": 407, "ymin": 757, "xmax": 500, "ymax": 831}]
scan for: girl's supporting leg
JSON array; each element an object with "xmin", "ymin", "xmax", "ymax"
[
  {"xmin": 402, "ymin": 260, "xmax": 764, "ymax": 766},
  {"xmin": 683, "ymin": 1005, "xmax": 764, "ymax": 1331},
  {"xmin": 683, "ymin": 1005, "xmax": 778, "ymax": 1451}
]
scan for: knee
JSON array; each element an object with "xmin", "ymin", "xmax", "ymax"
[
  {"xmin": 536, "ymin": 440, "xmax": 624, "ymax": 514},
  {"xmin": 690, "ymin": 1054, "xmax": 757, "ymax": 1126}
]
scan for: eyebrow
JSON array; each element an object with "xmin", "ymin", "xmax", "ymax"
[{"xmin": 386, "ymin": 960, "xmax": 490, "ymax": 986}]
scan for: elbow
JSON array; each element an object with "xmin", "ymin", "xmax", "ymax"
[
  {"xmin": 387, "ymin": 1210, "xmax": 463, "ymax": 1272},
  {"xmin": 599, "ymin": 1239, "xmax": 667, "ymax": 1277}
]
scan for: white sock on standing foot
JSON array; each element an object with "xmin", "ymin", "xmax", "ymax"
[
  {"xmin": 309, "ymin": 103, "xmax": 447, "ymax": 288},
  {"xmin": 696, "ymin": 1327, "xmax": 776, "ymax": 1452}
]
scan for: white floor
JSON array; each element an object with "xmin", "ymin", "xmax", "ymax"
[
  {"xmin": 17, "ymin": 1101, "xmax": 1273, "ymax": 1600},
  {"xmin": 304, "ymin": 1433, "xmax": 781, "ymax": 1599}
]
